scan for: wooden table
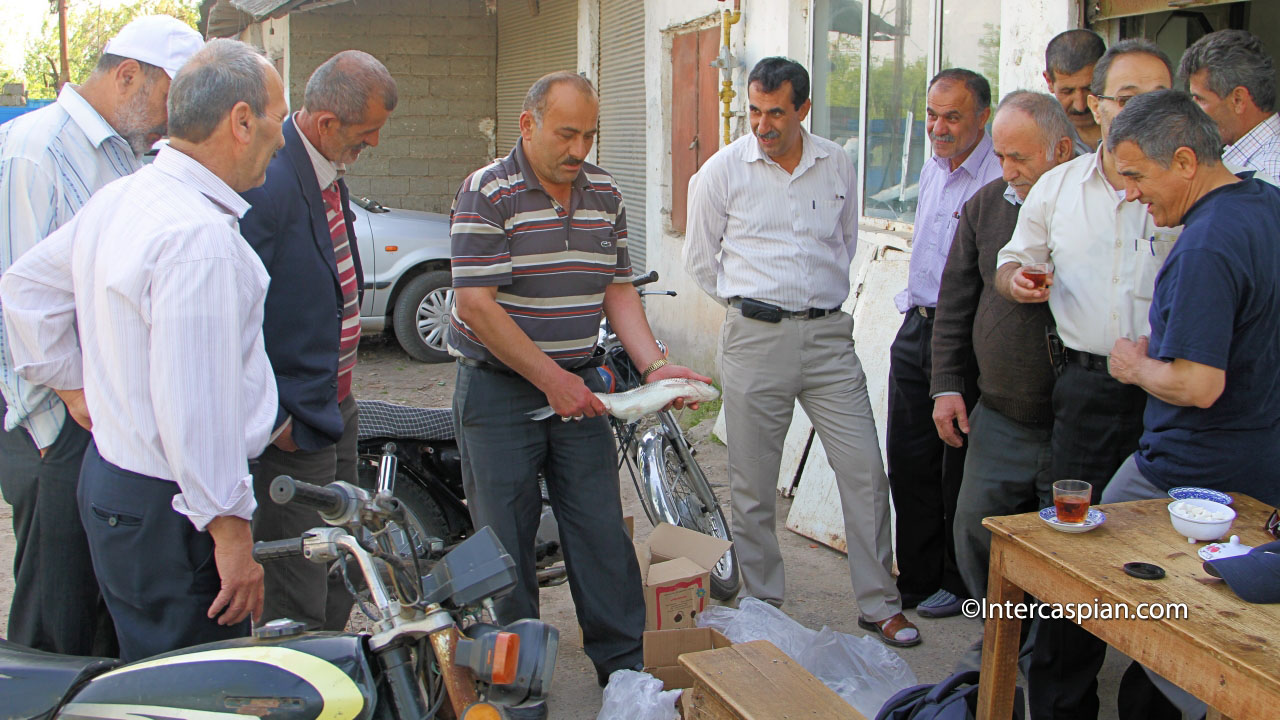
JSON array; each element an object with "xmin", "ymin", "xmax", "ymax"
[{"xmin": 975, "ymin": 494, "xmax": 1280, "ymax": 720}]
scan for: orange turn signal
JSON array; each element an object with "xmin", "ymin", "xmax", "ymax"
[
  {"xmin": 460, "ymin": 702, "xmax": 502, "ymax": 720},
  {"xmin": 490, "ymin": 631, "xmax": 520, "ymax": 686},
  {"xmin": 384, "ymin": 245, "xmax": 399, "ymax": 252}
]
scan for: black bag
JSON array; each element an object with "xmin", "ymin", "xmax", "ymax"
[{"xmin": 874, "ymin": 670, "xmax": 1024, "ymax": 720}]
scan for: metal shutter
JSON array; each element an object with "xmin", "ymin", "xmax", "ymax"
[
  {"xmin": 495, "ymin": 0, "xmax": 579, "ymax": 155},
  {"xmin": 597, "ymin": 0, "xmax": 647, "ymax": 271}
]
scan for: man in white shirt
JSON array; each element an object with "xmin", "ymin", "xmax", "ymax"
[
  {"xmin": 1, "ymin": 39, "xmax": 287, "ymax": 661},
  {"xmin": 0, "ymin": 15, "xmax": 201, "ymax": 656},
  {"xmin": 1179, "ymin": 29, "xmax": 1279, "ymax": 184},
  {"xmin": 996, "ymin": 39, "xmax": 1176, "ymax": 720},
  {"xmin": 238, "ymin": 51, "xmax": 396, "ymax": 631},
  {"xmin": 685, "ymin": 57, "xmax": 918, "ymax": 648}
]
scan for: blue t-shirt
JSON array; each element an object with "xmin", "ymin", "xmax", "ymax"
[{"xmin": 1135, "ymin": 177, "xmax": 1280, "ymax": 507}]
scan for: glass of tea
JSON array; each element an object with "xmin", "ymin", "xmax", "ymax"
[
  {"xmin": 1023, "ymin": 261, "xmax": 1054, "ymax": 289},
  {"xmin": 1053, "ymin": 479, "xmax": 1092, "ymax": 525}
]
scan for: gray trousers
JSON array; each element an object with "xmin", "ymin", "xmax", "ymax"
[
  {"xmin": 0, "ymin": 397, "xmax": 115, "ymax": 656},
  {"xmin": 453, "ymin": 362, "xmax": 644, "ymax": 680},
  {"xmin": 953, "ymin": 401, "xmax": 1054, "ymax": 599},
  {"xmin": 251, "ymin": 395, "xmax": 358, "ymax": 631},
  {"xmin": 1102, "ymin": 455, "xmax": 1209, "ymax": 720},
  {"xmin": 719, "ymin": 308, "xmax": 900, "ymax": 621}
]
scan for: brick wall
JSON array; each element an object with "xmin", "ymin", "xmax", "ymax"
[{"xmin": 286, "ymin": 0, "xmax": 497, "ymax": 213}]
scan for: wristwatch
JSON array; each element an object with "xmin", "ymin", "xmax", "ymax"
[{"xmin": 640, "ymin": 357, "xmax": 669, "ymax": 383}]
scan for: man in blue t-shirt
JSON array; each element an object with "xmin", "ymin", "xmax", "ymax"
[{"xmin": 1103, "ymin": 89, "xmax": 1280, "ymax": 716}]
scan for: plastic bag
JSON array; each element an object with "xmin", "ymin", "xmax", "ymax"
[
  {"xmin": 697, "ymin": 598, "xmax": 917, "ymax": 717},
  {"xmin": 798, "ymin": 625, "xmax": 919, "ymax": 717},
  {"xmin": 596, "ymin": 670, "xmax": 681, "ymax": 720}
]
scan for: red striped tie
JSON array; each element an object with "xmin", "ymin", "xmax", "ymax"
[{"xmin": 322, "ymin": 182, "xmax": 361, "ymax": 402}]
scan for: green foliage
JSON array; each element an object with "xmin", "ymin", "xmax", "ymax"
[{"xmin": 22, "ymin": 0, "xmax": 199, "ymax": 100}]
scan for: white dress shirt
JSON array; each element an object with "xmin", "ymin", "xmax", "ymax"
[
  {"xmin": 0, "ymin": 146, "xmax": 277, "ymax": 530},
  {"xmin": 997, "ymin": 150, "xmax": 1179, "ymax": 356},
  {"xmin": 293, "ymin": 112, "xmax": 343, "ymax": 189},
  {"xmin": 684, "ymin": 127, "xmax": 859, "ymax": 311},
  {"xmin": 0, "ymin": 85, "xmax": 141, "ymax": 447},
  {"xmin": 1223, "ymin": 112, "xmax": 1280, "ymax": 184}
]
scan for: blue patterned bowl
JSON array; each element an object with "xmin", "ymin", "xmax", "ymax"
[{"xmin": 1167, "ymin": 487, "xmax": 1233, "ymax": 505}]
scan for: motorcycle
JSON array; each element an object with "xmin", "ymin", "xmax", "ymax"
[
  {"xmin": 355, "ymin": 271, "xmax": 740, "ymax": 601},
  {"xmin": 1, "ymin": 475, "xmax": 558, "ymax": 720}
]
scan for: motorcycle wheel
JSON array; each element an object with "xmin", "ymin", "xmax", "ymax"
[{"xmin": 635, "ymin": 413, "xmax": 741, "ymax": 601}]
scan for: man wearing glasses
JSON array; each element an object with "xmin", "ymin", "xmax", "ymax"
[{"xmin": 995, "ymin": 39, "xmax": 1178, "ymax": 720}]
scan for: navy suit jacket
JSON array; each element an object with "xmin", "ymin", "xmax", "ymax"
[{"xmin": 239, "ymin": 117, "xmax": 363, "ymax": 451}]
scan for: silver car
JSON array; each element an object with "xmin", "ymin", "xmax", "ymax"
[{"xmin": 351, "ymin": 196, "xmax": 454, "ymax": 363}]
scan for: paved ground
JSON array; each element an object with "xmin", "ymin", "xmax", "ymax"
[{"xmin": 0, "ymin": 335, "xmax": 1130, "ymax": 717}]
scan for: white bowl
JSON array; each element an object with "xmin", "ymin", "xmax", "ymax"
[{"xmin": 1168, "ymin": 498, "xmax": 1236, "ymax": 543}]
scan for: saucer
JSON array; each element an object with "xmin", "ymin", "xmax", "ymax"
[
  {"xmin": 1197, "ymin": 535, "xmax": 1252, "ymax": 561},
  {"xmin": 1168, "ymin": 487, "xmax": 1233, "ymax": 505},
  {"xmin": 1039, "ymin": 507, "xmax": 1106, "ymax": 533}
]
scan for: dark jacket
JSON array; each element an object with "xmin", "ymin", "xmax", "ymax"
[
  {"xmin": 931, "ymin": 177, "xmax": 1055, "ymax": 424},
  {"xmin": 239, "ymin": 117, "xmax": 363, "ymax": 451}
]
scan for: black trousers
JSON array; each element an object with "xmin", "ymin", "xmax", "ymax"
[
  {"xmin": 0, "ymin": 399, "xmax": 115, "ymax": 656},
  {"xmin": 1027, "ymin": 362, "xmax": 1147, "ymax": 720},
  {"xmin": 78, "ymin": 443, "xmax": 249, "ymax": 662},
  {"xmin": 453, "ymin": 362, "xmax": 644, "ymax": 683},
  {"xmin": 886, "ymin": 310, "xmax": 972, "ymax": 600},
  {"xmin": 252, "ymin": 395, "xmax": 358, "ymax": 631}
]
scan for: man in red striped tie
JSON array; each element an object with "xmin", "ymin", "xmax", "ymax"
[{"xmin": 238, "ymin": 50, "xmax": 396, "ymax": 630}]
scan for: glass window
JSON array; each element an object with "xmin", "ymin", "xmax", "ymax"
[
  {"xmin": 863, "ymin": 0, "xmax": 930, "ymax": 223},
  {"xmin": 810, "ymin": 0, "xmax": 863, "ymax": 178},
  {"xmin": 939, "ymin": 1, "xmax": 1001, "ymax": 105}
]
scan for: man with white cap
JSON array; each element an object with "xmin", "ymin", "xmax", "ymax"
[{"xmin": 0, "ymin": 14, "xmax": 202, "ymax": 657}]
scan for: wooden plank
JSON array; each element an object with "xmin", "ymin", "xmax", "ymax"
[
  {"xmin": 974, "ymin": 538, "xmax": 1025, "ymax": 720},
  {"xmin": 696, "ymin": 25, "xmax": 722, "ymax": 166},
  {"xmin": 679, "ymin": 640, "xmax": 867, "ymax": 719},
  {"xmin": 669, "ymin": 30, "xmax": 698, "ymax": 233},
  {"xmin": 976, "ymin": 495, "xmax": 1280, "ymax": 720}
]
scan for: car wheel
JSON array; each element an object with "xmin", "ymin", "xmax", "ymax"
[{"xmin": 393, "ymin": 270, "xmax": 453, "ymax": 363}]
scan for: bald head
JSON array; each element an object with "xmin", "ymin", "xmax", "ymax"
[
  {"xmin": 167, "ymin": 39, "xmax": 275, "ymax": 143},
  {"xmin": 523, "ymin": 71, "xmax": 597, "ymax": 126},
  {"xmin": 303, "ymin": 50, "xmax": 398, "ymax": 124}
]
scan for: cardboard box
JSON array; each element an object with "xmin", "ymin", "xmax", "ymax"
[
  {"xmin": 643, "ymin": 627, "xmax": 732, "ymax": 690},
  {"xmin": 635, "ymin": 523, "xmax": 733, "ymax": 630}
]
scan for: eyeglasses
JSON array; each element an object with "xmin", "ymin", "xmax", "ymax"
[
  {"xmin": 1268, "ymin": 509, "xmax": 1278, "ymax": 539},
  {"xmin": 1096, "ymin": 94, "xmax": 1136, "ymax": 107}
]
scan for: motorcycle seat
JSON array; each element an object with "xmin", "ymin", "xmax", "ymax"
[
  {"xmin": 357, "ymin": 399, "xmax": 456, "ymax": 442},
  {"xmin": 0, "ymin": 638, "xmax": 120, "ymax": 719}
]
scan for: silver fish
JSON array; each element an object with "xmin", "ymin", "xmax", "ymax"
[{"xmin": 527, "ymin": 378, "xmax": 719, "ymax": 422}]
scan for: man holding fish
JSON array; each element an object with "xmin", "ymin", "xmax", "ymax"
[{"xmin": 447, "ymin": 71, "xmax": 711, "ymax": 706}]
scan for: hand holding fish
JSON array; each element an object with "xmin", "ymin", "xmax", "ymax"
[
  {"xmin": 644, "ymin": 363, "xmax": 714, "ymax": 411},
  {"xmin": 529, "ymin": 377, "xmax": 720, "ymax": 422},
  {"xmin": 540, "ymin": 368, "xmax": 609, "ymax": 419}
]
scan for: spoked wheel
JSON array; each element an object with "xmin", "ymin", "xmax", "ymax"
[{"xmin": 632, "ymin": 412, "xmax": 741, "ymax": 600}]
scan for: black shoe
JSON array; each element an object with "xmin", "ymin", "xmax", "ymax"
[
  {"xmin": 597, "ymin": 661, "xmax": 645, "ymax": 687},
  {"xmin": 504, "ymin": 701, "xmax": 549, "ymax": 720}
]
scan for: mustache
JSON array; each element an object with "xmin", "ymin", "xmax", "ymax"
[
  {"xmin": 930, "ymin": 133, "xmax": 956, "ymax": 143},
  {"xmin": 562, "ymin": 155, "xmax": 584, "ymax": 166},
  {"xmin": 1067, "ymin": 108, "xmax": 1092, "ymax": 116},
  {"xmin": 755, "ymin": 130, "xmax": 780, "ymax": 140}
]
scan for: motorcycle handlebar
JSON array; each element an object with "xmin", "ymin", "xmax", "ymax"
[
  {"xmin": 252, "ymin": 537, "xmax": 304, "ymax": 562},
  {"xmin": 631, "ymin": 271, "xmax": 659, "ymax": 287},
  {"xmin": 269, "ymin": 475, "xmax": 345, "ymax": 516}
]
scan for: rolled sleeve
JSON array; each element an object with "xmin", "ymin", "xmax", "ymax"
[{"xmin": 450, "ymin": 176, "xmax": 512, "ymax": 288}]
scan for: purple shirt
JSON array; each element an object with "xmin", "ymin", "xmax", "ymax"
[{"xmin": 895, "ymin": 132, "xmax": 1001, "ymax": 312}]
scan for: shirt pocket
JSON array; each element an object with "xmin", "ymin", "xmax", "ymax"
[
  {"xmin": 806, "ymin": 199, "xmax": 845, "ymax": 241},
  {"xmin": 1135, "ymin": 231, "xmax": 1177, "ymax": 300}
]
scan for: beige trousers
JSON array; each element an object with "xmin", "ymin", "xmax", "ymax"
[{"xmin": 718, "ymin": 307, "xmax": 900, "ymax": 621}]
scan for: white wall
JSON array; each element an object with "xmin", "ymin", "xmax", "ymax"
[{"xmin": 998, "ymin": 0, "xmax": 1079, "ymax": 100}]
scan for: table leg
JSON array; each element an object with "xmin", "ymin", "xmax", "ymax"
[
  {"xmin": 976, "ymin": 538, "xmax": 1026, "ymax": 720},
  {"xmin": 1206, "ymin": 709, "xmax": 1234, "ymax": 720}
]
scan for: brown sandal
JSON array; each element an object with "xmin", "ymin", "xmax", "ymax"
[{"xmin": 858, "ymin": 612, "xmax": 922, "ymax": 648}]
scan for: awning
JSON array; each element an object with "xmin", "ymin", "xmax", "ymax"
[
  {"xmin": 1090, "ymin": 0, "xmax": 1248, "ymax": 22},
  {"xmin": 201, "ymin": 0, "xmax": 355, "ymax": 38}
]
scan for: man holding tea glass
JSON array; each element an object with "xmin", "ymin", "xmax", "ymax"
[{"xmin": 995, "ymin": 39, "xmax": 1180, "ymax": 720}]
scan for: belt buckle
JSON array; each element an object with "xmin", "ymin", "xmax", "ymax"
[{"xmin": 917, "ymin": 306, "xmax": 929, "ymax": 318}]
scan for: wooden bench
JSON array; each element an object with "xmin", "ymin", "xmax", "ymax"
[{"xmin": 677, "ymin": 639, "xmax": 868, "ymax": 719}]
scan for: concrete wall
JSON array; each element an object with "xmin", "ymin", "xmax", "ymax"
[
  {"xmin": 285, "ymin": 0, "xmax": 497, "ymax": 213},
  {"xmin": 998, "ymin": 0, "xmax": 1080, "ymax": 99}
]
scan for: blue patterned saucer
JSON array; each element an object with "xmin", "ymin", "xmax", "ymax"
[
  {"xmin": 1168, "ymin": 487, "xmax": 1233, "ymax": 506},
  {"xmin": 1039, "ymin": 506, "xmax": 1107, "ymax": 534}
]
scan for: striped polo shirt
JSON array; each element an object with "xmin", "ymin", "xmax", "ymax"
[{"xmin": 448, "ymin": 139, "xmax": 632, "ymax": 368}]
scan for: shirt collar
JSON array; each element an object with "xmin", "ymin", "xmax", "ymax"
[
  {"xmin": 56, "ymin": 85, "xmax": 124, "ymax": 150},
  {"xmin": 930, "ymin": 130, "xmax": 993, "ymax": 177},
  {"xmin": 292, "ymin": 113, "xmax": 343, "ymax": 189},
  {"xmin": 151, "ymin": 145, "xmax": 252, "ymax": 219},
  {"xmin": 1003, "ymin": 183, "xmax": 1023, "ymax": 206},
  {"xmin": 742, "ymin": 125, "xmax": 828, "ymax": 174},
  {"xmin": 511, "ymin": 138, "xmax": 590, "ymax": 195},
  {"xmin": 1227, "ymin": 112, "xmax": 1280, "ymax": 155}
]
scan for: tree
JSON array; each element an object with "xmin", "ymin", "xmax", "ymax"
[{"xmin": 23, "ymin": 0, "xmax": 199, "ymax": 99}]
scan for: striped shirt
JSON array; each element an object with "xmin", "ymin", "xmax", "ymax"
[
  {"xmin": 0, "ymin": 85, "xmax": 141, "ymax": 448},
  {"xmin": 896, "ymin": 131, "xmax": 1002, "ymax": 312},
  {"xmin": 684, "ymin": 127, "xmax": 860, "ymax": 311},
  {"xmin": 0, "ymin": 146, "xmax": 277, "ymax": 530},
  {"xmin": 1222, "ymin": 112, "xmax": 1280, "ymax": 185},
  {"xmin": 448, "ymin": 139, "xmax": 632, "ymax": 367}
]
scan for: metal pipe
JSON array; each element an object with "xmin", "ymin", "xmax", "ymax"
[{"xmin": 718, "ymin": 0, "xmax": 742, "ymax": 146}]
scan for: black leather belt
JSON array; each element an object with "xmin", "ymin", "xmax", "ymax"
[
  {"xmin": 457, "ymin": 355, "xmax": 603, "ymax": 377},
  {"xmin": 729, "ymin": 298, "xmax": 840, "ymax": 320},
  {"xmin": 1064, "ymin": 348, "xmax": 1110, "ymax": 373}
]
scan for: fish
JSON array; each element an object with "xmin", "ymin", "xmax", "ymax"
[{"xmin": 526, "ymin": 378, "xmax": 720, "ymax": 422}]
